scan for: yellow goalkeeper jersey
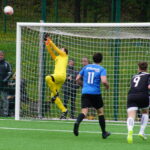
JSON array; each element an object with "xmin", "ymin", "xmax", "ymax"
[
  {"xmin": 54, "ymin": 55, "xmax": 68, "ymax": 77},
  {"xmin": 45, "ymin": 39, "xmax": 68, "ymax": 80}
]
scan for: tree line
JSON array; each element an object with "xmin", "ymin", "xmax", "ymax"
[{"xmin": 0, "ymin": 0, "xmax": 150, "ymax": 27}]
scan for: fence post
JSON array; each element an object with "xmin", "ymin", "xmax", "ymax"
[
  {"xmin": 112, "ymin": 0, "xmax": 121, "ymax": 121},
  {"xmin": 3, "ymin": 0, "xmax": 7, "ymax": 32}
]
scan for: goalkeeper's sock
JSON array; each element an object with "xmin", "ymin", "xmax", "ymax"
[
  {"xmin": 98, "ymin": 115, "xmax": 106, "ymax": 133},
  {"xmin": 76, "ymin": 113, "xmax": 85, "ymax": 124},
  {"xmin": 55, "ymin": 97, "xmax": 67, "ymax": 112},
  {"xmin": 139, "ymin": 114, "xmax": 148, "ymax": 135},
  {"xmin": 45, "ymin": 75, "xmax": 57, "ymax": 96}
]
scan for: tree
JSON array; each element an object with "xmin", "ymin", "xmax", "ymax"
[
  {"xmin": 138, "ymin": 0, "xmax": 150, "ymax": 22},
  {"xmin": 74, "ymin": 0, "xmax": 81, "ymax": 22}
]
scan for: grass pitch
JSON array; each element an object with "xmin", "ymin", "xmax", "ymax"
[{"xmin": 0, "ymin": 119, "xmax": 150, "ymax": 150}]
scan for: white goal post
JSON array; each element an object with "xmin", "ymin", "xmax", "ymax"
[{"xmin": 15, "ymin": 22, "xmax": 150, "ymax": 121}]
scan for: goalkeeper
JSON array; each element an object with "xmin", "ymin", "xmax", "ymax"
[{"xmin": 45, "ymin": 35, "xmax": 68, "ymax": 119}]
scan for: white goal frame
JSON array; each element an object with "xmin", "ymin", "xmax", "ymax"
[{"xmin": 15, "ymin": 22, "xmax": 150, "ymax": 120}]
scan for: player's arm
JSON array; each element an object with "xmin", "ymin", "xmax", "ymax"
[
  {"xmin": 45, "ymin": 39, "xmax": 56, "ymax": 60},
  {"xmin": 148, "ymin": 76, "xmax": 150, "ymax": 90},
  {"xmin": 101, "ymin": 68, "xmax": 109, "ymax": 90},
  {"xmin": 46, "ymin": 46, "xmax": 56, "ymax": 60},
  {"xmin": 49, "ymin": 40, "xmax": 66, "ymax": 56},
  {"xmin": 76, "ymin": 71, "xmax": 83, "ymax": 86},
  {"xmin": 76, "ymin": 78, "xmax": 83, "ymax": 86},
  {"xmin": 3, "ymin": 62, "xmax": 12, "ymax": 83},
  {"xmin": 101, "ymin": 76, "xmax": 109, "ymax": 90},
  {"xmin": 76, "ymin": 67, "xmax": 85, "ymax": 86},
  {"xmin": 76, "ymin": 74, "xmax": 82, "ymax": 84}
]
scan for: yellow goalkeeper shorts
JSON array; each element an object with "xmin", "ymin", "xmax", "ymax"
[
  {"xmin": 45, "ymin": 74, "xmax": 66, "ymax": 97},
  {"xmin": 51, "ymin": 74, "xmax": 66, "ymax": 85}
]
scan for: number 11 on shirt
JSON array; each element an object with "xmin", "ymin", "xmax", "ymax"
[{"xmin": 87, "ymin": 72, "xmax": 94, "ymax": 84}]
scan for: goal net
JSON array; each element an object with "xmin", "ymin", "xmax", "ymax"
[{"xmin": 15, "ymin": 23, "xmax": 150, "ymax": 121}]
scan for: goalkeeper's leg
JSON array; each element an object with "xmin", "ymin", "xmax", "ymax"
[
  {"xmin": 55, "ymin": 97, "xmax": 67, "ymax": 113},
  {"xmin": 50, "ymin": 91, "xmax": 67, "ymax": 113},
  {"xmin": 46, "ymin": 75, "xmax": 67, "ymax": 114},
  {"xmin": 45, "ymin": 75, "xmax": 57, "ymax": 96},
  {"xmin": 55, "ymin": 83, "xmax": 68, "ymax": 118}
]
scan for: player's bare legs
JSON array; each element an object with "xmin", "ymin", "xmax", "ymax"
[
  {"xmin": 138, "ymin": 108, "xmax": 149, "ymax": 140},
  {"xmin": 73, "ymin": 108, "xmax": 88, "ymax": 136},
  {"xmin": 127, "ymin": 108, "xmax": 137, "ymax": 144},
  {"xmin": 97, "ymin": 108, "xmax": 111, "ymax": 139}
]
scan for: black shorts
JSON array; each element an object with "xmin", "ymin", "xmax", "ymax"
[
  {"xmin": 81, "ymin": 94, "xmax": 103, "ymax": 109},
  {"xmin": 127, "ymin": 94, "xmax": 149, "ymax": 109}
]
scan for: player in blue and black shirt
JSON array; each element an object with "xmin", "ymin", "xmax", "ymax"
[{"xmin": 73, "ymin": 53, "xmax": 111, "ymax": 139}]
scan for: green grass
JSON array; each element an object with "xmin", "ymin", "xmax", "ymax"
[
  {"xmin": 0, "ymin": 32, "xmax": 16, "ymax": 70},
  {"xmin": 0, "ymin": 119, "xmax": 150, "ymax": 150}
]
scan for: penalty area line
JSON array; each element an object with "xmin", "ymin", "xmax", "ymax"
[{"xmin": 0, "ymin": 126, "xmax": 150, "ymax": 136}]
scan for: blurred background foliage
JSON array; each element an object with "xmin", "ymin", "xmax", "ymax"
[{"xmin": 0, "ymin": 0, "xmax": 150, "ymax": 70}]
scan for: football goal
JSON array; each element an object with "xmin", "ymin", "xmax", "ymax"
[{"xmin": 15, "ymin": 22, "xmax": 150, "ymax": 121}]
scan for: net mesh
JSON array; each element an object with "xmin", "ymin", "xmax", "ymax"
[{"xmin": 18, "ymin": 24, "xmax": 150, "ymax": 121}]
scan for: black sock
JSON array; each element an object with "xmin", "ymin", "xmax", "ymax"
[
  {"xmin": 76, "ymin": 113, "xmax": 85, "ymax": 124},
  {"xmin": 98, "ymin": 115, "xmax": 106, "ymax": 133}
]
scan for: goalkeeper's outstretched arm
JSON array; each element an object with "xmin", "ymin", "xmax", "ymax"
[
  {"xmin": 44, "ymin": 34, "xmax": 67, "ymax": 56},
  {"xmin": 45, "ymin": 40, "xmax": 56, "ymax": 60},
  {"xmin": 49, "ymin": 40, "xmax": 66, "ymax": 56}
]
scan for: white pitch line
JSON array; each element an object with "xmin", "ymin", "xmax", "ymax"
[
  {"xmin": 18, "ymin": 120, "xmax": 148, "ymax": 127},
  {"xmin": 0, "ymin": 126, "xmax": 150, "ymax": 136},
  {"xmin": 0, "ymin": 119, "xmax": 149, "ymax": 127},
  {"xmin": 37, "ymin": 121, "xmax": 143, "ymax": 127}
]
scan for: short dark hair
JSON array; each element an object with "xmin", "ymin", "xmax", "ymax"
[
  {"xmin": 93, "ymin": 53, "xmax": 103, "ymax": 63},
  {"xmin": 64, "ymin": 48, "xmax": 68, "ymax": 55},
  {"xmin": 138, "ymin": 62, "xmax": 148, "ymax": 71}
]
